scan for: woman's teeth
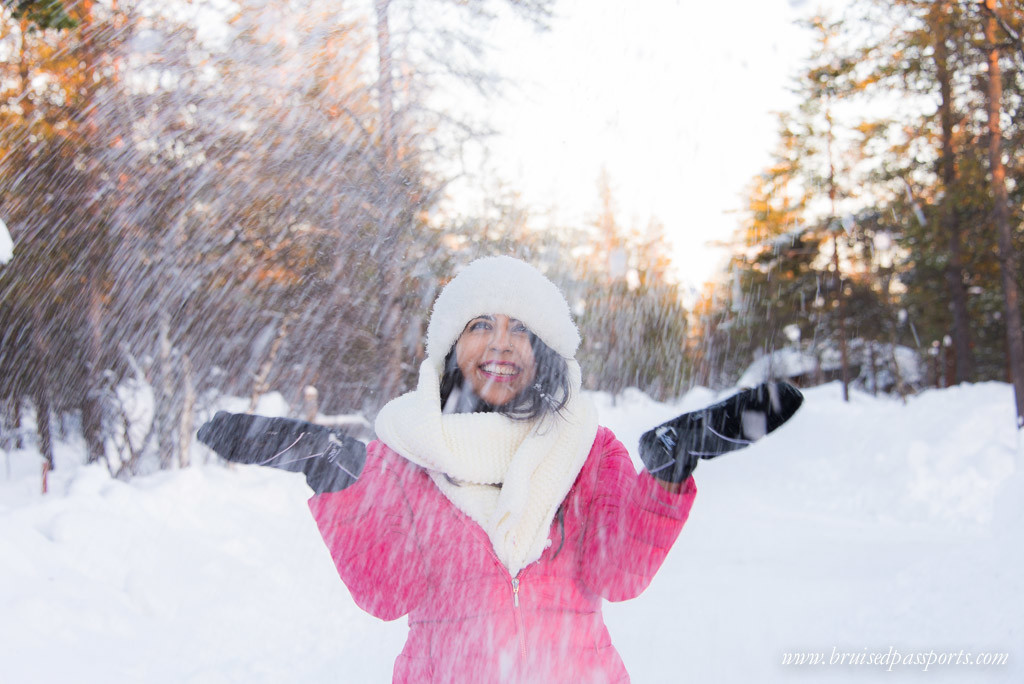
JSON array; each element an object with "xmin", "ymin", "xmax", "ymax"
[{"xmin": 481, "ymin": 363, "xmax": 517, "ymax": 376}]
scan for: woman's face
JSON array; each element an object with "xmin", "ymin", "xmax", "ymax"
[{"xmin": 454, "ymin": 314, "xmax": 537, "ymax": 407}]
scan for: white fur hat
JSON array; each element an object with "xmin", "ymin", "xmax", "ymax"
[{"xmin": 425, "ymin": 256, "xmax": 580, "ymax": 373}]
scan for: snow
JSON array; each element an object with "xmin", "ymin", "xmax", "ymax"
[
  {"xmin": 0, "ymin": 217, "xmax": 12, "ymax": 264},
  {"xmin": 738, "ymin": 343, "xmax": 924, "ymax": 392},
  {"xmin": 737, "ymin": 348, "xmax": 820, "ymax": 387},
  {"xmin": 1, "ymin": 382, "xmax": 1021, "ymax": 682}
]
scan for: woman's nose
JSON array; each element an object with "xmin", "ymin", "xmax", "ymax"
[{"xmin": 488, "ymin": 320, "xmax": 512, "ymax": 351}]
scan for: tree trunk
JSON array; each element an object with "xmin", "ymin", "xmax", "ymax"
[
  {"xmin": 944, "ymin": 341, "xmax": 956, "ymax": 387},
  {"xmin": 178, "ymin": 354, "xmax": 194, "ymax": 469},
  {"xmin": 375, "ymin": 0, "xmax": 397, "ymax": 166},
  {"xmin": 155, "ymin": 314, "xmax": 176, "ymax": 469},
  {"xmin": 984, "ymin": 0, "xmax": 1024, "ymax": 430},
  {"xmin": 18, "ymin": 15, "xmax": 35, "ymax": 124},
  {"xmin": 825, "ymin": 100, "xmax": 849, "ymax": 402},
  {"xmin": 832, "ymin": 233, "xmax": 850, "ymax": 402},
  {"xmin": 82, "ymin": 266, "xmax": 106, "ymax": 463},
  {"xmin": 887, "ymin": 345, "xmax": 908, "ymax": 401},
  {"xmin": 868, "ymin": 342, "xmax": 878, "ymax": 396},
  {"xmin": 372, "ymin": 0, "xmax": 412, "ymax": 406},
  {"xmin": 249, "ymin": 312, "xmax": 295, "ymax": 412},
  {"xmin": 934, "ymin": 2, "xmax": 975, "ymax": 383},
  {"xmin": 81, "ymin": 0, "xmax": 107, "ymax": 464},
  {"xmin": 13, "ymin": 401, "xmax": 23, "ymax": 449},
  {"xmin": 35, "ymin": 390, "xmax": 53, "ymax": 494}
]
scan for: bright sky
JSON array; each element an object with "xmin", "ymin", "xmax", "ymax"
[{"xmin": 469, "ymin": 0, "xmax": 840, "ymax": 296}]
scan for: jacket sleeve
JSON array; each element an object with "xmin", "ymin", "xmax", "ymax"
[
  {"xmin": 577, "ymin": 427, "xmax": 697, "ymax": 602},
  {"xmin": 307, "ymin": 440, "xmax": 429, "ymax": 621}
]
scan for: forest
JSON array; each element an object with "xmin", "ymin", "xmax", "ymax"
[
  {"xmin": 1, "ymin": 0, "xmax": 1023, "ymax": 483},
  {"xmin": 692, "ymin": 0, "xmax": 1024, "ymax": 415}
]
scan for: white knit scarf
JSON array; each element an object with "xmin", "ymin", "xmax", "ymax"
[{"xmin": 374, "ymin": 358, "xmax": 598, "ymax": 577}]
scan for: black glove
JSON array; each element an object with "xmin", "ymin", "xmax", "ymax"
[
  {"xmin": 196, "ymin": 412, "xmax": 366, "ymax": 494},
  {"xmin": 639, "ymin": 382, "xmax": 803, "ymax": 483}
]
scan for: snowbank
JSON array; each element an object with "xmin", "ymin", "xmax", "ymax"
[
  {"xmin": 1, "ymin": 383, "xmax": 1021, "ymax": 682},
  {"xmin": 738, "ymin": 343, "xmax": 923, "ymax": 392}
]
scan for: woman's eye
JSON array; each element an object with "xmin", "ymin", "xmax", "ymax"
[
  {"xmin": 469, "ymin": 320, "xmax": 491, "ymax": 331},
  {"xmin": 512, "ymin": 324, "xmax": 529, "ymax": 334}
]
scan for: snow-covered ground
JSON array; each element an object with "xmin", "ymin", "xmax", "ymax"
[{"xmin": 1, "ymin": 382, "xmax": 1021, "ymax": 683}]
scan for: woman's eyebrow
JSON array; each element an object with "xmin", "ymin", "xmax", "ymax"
[{"xmin": 464, "ymin": 315, "xmax": 495, "ymax": 329}]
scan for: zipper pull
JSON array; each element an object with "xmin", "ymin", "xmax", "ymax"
[{"xmin": 511, "ymin": 577, "xmax": 520, "ymax": 607}]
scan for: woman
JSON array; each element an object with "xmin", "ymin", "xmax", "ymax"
[{"xmin": 199, "ymin": 256, "xmax": 801, "ymax": 682}]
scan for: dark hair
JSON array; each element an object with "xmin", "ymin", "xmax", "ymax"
[{"xmin": 439, "ymin": 332, "xmax": 571, "ymax": 421}]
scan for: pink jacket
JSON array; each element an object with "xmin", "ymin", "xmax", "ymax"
[{"xmin": 308, "ymin": 426, "xmax": 696, "ymax": 683}]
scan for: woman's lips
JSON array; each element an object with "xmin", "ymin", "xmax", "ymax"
[{"xmin": 479, "ymin": 362, "xmax": 520, "ymax": 382}]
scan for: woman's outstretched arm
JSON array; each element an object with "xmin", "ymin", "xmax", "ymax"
[
  {"xmin": 640, "ymin": 382, "xmax": 803, "ymax": 484},
  {"xmin": 197, "ymin": 412, "xmax": 366, "ymax": 493}
]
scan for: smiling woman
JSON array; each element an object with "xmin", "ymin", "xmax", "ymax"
[
  {"xmin": 199, "ymin": 256, "xmax": 805, "ymax": 682},
  {"xmin": 198, "ymin": 256, "xmax": 804, "ymax": 680},
  {"xmin": 200, "ymin": 256, "xmax": 699, "ymax": 681}
]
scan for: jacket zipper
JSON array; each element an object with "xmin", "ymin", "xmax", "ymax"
[
  {"xmin": 462, "ymin": 515, "xmax": 533, "ymax": 664},
  {"xmin": 511, "ymin": 575, "xmax": 527, "ymax": 659},
  {"xmin": 481, "ymin": 545, "xmax": 530, "ymax": 662}
]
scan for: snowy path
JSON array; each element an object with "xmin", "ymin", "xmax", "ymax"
[{"xmin": 1, "ymin": 383, "xmax": 1021, "ymax": 682}]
